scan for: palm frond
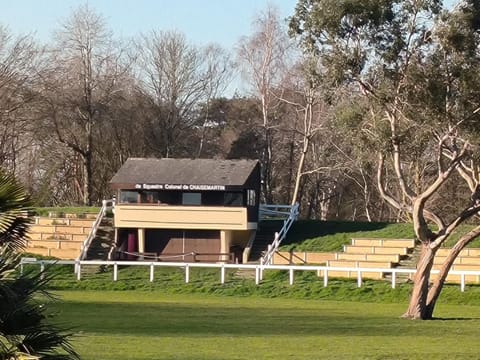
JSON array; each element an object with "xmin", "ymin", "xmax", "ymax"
[
  {"xmin": 0, "ymin": 170, "xmax": 79, "ymax": 359},
  {"xmin": 0, "ymin": 171, "xmax": 32, "ymax": 251}
]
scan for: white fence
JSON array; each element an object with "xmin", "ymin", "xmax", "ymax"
[{"xmin": 19, "ymin": 258, "xmax": 480, "ymax": 292}]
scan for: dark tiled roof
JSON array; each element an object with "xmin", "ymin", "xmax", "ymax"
[{"xmin": 110, "ymin": 158, "xmax": 259, "ymax": 187}]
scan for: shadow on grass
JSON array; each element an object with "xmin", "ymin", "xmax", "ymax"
[{"xmin": 52, "ymin": 300, "xmax": 473, "ymax": 338}]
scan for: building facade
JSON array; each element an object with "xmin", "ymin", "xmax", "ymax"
[{"xmin": 110, "ymin": 158, "xmax": 260, "ymax": 263}]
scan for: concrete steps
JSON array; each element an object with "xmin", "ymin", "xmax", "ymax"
[
  {"xmin": 273, "ymin": 238, "xmax": 416, "ymax": 281},
  {"xmin": 25, "ymin": 216, "xmax": 96, "ymax": 259},
  {"xmin": 249, "ymin": 220, "xmax": 283, "ymax": 261},
  {"xmin": 86, "ymin": 217, "xmax": 115, "ymax": 260}
]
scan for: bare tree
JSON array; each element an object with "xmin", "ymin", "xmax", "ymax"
[
  {"xmin": 136, "ymin": 30, "xmax": 224, "ymax": 158},
  {"xmin": 40, "ymin": 4, "xmax": 129, "ymax": 205},
  {"xmin": 237, "ymin": 5, "xmax": 292, "ymax": 203},
  {"xmin": 196, "ymin": 44, "xmax": 233, "ymax": 157},
  {"xmin": 0, "ymin": 26, "xmax": 42, "ymax": 178},
  {"xmin": 279, "ymin": 56, "xmax": 331, "ymax": 206}
]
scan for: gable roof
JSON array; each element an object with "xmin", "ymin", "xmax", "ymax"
[{"xmin": 110, "ymin": 158, "xmax": 259, "ymax": 188}]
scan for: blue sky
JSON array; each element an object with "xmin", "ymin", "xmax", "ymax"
[{"xmin": 0, "ymin": 0, "xmax": 298, "ymax": 48}]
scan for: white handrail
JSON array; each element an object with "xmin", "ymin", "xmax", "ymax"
[
  {"xmin": 261, "ymin": 203, "xmax": 299, "ymax": 266},
  {"xmin": 259, "ymin": 204, "xmax": 295, "ymax": 219},
  {"xmin": 19, "ymin": 257, "xmax": 478, "ymax": 292},
  {"xmin": 77, "ymin": 199, "xmax": 115, "ymax": 262}
]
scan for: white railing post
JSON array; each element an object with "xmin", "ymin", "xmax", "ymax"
[
  {"xmin": 357, "ymin": 270, "xmax": 362, "ymax": 287},
  {"xmin": 185, "ymin": 264, "xmax": 190, "ymax": 283},
  {"xmin": 76, "ymin": 260, "xmax": 81, "ymax": 281},
  {"xmin": 255, "ymin": 266, "xmax": 260, "ymax": 285},
  {"xmin": 113, "ymin": 263, "xmax": 118, "ymax": 281},
  {"xmin": 323, "ymin": 269, "xmax": 328, "ymax": 287},
  {"xmin": 220, "ymin": 264, "xmax": 225, "ymax": 284},
  {"xmin": 289, "ymin": 268, "xmax": 294, "ymax": 285},
  {"xmin": 40, "ymin": 261, "xmax": 45, "ymax": 280},
  {"xmin": 150, "ymin": 263, "xmax": 154, "ymax": 282},
  {"xmin": 391, "ymin": 271, "xmax": 396, "ymax": 289},
  {"xmin": 461, "ymin": 274, "xmax": 465, "ymax": 292}
]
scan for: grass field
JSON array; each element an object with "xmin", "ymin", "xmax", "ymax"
[{"xmin": 51, "ymin": 290, "xmax": 480, "ymax": 360}]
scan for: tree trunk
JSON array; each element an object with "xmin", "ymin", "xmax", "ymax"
[
  {"xmin": 425, "ymin": 225, "xmax": 480, "ymax": 318},
  {"xmin": 83, "ymin": 151, "xmax": 92, "ymax": 206},
  {"xmin": 402, "ymin": 243, "xmax": 437, "ymax": 319},
  {"xmin": 291, "ymin": 136, "xmax": 309, "ymax": 206}
]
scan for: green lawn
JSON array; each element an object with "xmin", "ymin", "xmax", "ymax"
[{"xmin": 51, "ymin": 291, "xmax": 480, "ymax": 360}]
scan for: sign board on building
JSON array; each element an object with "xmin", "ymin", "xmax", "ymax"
[{"xmin": 135, "ymin": 183, "xmax": 226, "ymax": 191}]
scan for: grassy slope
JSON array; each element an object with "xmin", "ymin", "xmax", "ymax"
[
  {"xmin": 51, "ymin": 290, "xmax": 480, "ymax": 360},
  {"xmin": 280, "ymin": 220, "xmax": 480, "ymax": 252},
  {"xmin": 32, "ymin": 206, "xmax": 100, "ymax": 216}
]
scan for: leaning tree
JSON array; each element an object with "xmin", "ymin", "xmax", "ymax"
[{"xmin": 290, "ymin": 0, "xmax": 480, "ymax": 319}]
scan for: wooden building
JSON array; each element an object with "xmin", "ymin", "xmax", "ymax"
[{"xmin": 110, "ymin": 158, "xmax": 260, "ymax": 263}]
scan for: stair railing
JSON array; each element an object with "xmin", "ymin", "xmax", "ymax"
[
  {"xmin": 77, "ymin": 199, "xmax": 114, "ymax": 262},
  {"xmin": 259, "ymin": 204, "xmax": 295, "ymax": 220},
  {"xmin": 261, "ymin": 202, "xmax": 299, "ymax": 266}
]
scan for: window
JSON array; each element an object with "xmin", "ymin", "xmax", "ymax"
[
  {"xmin": 182, "ymin": 192, "xmax": 201, "ymax": 205},
  {"xmin": 119, "ymin": 190, "xmax": 139, "ymax": 204},
  {"xmin": 140, "ymin": 191, "xmax": 159, "ymax": 203},
  {"xmin": 224, "ymin": 192, "xmax": 243, "ymax": 206},
  {"xmin": 247, "ymin": 189, "xmax": 256, "ymax": 206}
]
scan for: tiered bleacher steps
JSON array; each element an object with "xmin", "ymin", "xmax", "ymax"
[
  {"xmin": 324, "ymin": 238, "xmax": 415, "ymax": 280},
  {"xmin": 25, "ymin": 217, "xmax": 95, "ymax": 259},
  {"xmin": 273, "ymin": 252, "xmax": 336, "ymax": 265},
  {"xmin": 274, "ymin": 238, "xmax": 416, "ymax": 280},
  {"xmin": 322, "ymin": 260, "xmax": 394, "ymax": 280},
  {"xmin": 433, "ymin": 248, "xmax": 480, "ymax": 284}
]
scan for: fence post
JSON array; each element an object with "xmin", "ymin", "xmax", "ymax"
[
  {"xmin": 40, "ymin": 261, "xmax": 45, "ymax": 280},
  {"xmin": 150, "ymin": 263, "xmax": 154, "ymax": 282},
  {"xmin": 255, "ymin": 266, "xmax": 260, "ymax": 285},
  {"xmin": 357, "ymin": 270, "xmax": 362, "ymax": 287},
  {"xmin": 391, "ymin": 271, "xmax": 396, "ymax": 289},
  {"xmin": 185, "ymin": 264, "xmax": 190, "ymax": 283},
  {"xmin": 76, "ymin": 260, "xmax": 81, "ymax": 281},
  {"xmin": 289, "ymin": 268, "xmax": 294, "ymax": 285},
  {"xmin": 220, "ymin": 264, "xmax": 225, "ymax": 284},
  {"xmin": 461, "ymin": 273, "xmax": 465, "ymax": 292},
  {"xmin": 323, "ymin": 269, "xmax": 328, "ymax": 287},
  {"xmin": 113, "ymin": 263, "xmax": 118, "ymax": 281}
]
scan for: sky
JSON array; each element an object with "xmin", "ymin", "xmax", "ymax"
[
  {"xmin": 0, "ymin": 0, "xmax": 298, "ymax": 96},
  {"xmin": 0, "ymin": 0, "xmax": 298, "ymax": 47}
]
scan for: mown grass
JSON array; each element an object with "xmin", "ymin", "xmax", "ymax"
[
  {"xmin": 49, "ymin": 290, "xmax": 480, "ymax": 360},
  {"xmin": 281, "ymin": 220, "xmax": 480, "ymax": 252},
  {"xmin": 31, "ymin": 206, "xmax": 100, "ymax": 217}
]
